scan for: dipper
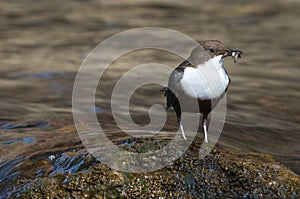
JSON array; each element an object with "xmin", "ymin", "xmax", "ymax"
[{"xmin": 162, "ymin": 40, "xmax": 242, "ymax": 143}]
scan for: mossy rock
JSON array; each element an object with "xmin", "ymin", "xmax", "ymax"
[{"xmin": 17, "ymin": 139, "xmax": 299, "ymax": 199}]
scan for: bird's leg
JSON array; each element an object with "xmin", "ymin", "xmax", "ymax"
[
  {"xmin": 202, "ymin": 115, "xmax": 208, "ymax": 143},
  {"xmin": 178, "ymin": 117, "xmax": 186, "ymax": 140}
]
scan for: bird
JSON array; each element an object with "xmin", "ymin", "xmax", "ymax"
[{"xmin": 162, "ymin": 40, "xmax": 242, "ymax": 143}]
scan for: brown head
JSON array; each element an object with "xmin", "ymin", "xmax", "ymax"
[
  {"xmin": 200, "ymin": 40, "xmax": 229, "ymax": 57},
  {"xmin": 187, "ymin": 40, "xmax": 242, "ymax": 66}
]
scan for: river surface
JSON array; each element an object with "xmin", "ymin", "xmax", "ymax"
[{"xmin": 0, "ymin": 0, "xmax": 299, "ymax": 197}]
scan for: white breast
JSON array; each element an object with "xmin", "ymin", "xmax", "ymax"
[{"xmin": 179, "ymin": 55, "xmax": 229, "ymax": 100}]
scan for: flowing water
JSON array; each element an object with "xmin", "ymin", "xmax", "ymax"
[{"xmin": 0, "ymin": 0, "xmax": 299, "ymax": 197}]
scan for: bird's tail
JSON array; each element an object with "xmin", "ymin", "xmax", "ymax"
[
  {"xmin": 160, "ymin": 87, "xmax": 176, "ymax": 110},
  {"xmin": 160, "ymin": 87, "xmax": 168, "ymax": 97}
]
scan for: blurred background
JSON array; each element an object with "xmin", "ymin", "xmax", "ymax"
[{"xmin": 0, "ymin": 0, "xmax": 299, "ymax": 197}]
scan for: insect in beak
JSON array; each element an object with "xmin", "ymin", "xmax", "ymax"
[{"xmin": 222, "ymin": 49, "xmax": 243, "ymax": 62}]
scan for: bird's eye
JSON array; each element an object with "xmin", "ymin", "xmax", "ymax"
[{"xmin": 210, "ymin": 48, "xmax": 216, "ymax": 53}]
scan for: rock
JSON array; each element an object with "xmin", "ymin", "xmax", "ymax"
[{"xmin": 16, "ymin": 138, "xmax": 299, "ymax": 199}]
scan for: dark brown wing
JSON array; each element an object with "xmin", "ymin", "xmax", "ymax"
[{"xmin": 163, "ymin": 60, "xmax": 192, "ymax": 109}]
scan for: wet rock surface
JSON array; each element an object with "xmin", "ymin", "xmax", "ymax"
[{"xmin": 16, "ymin": 137, "xmax": 299, "ymax": 199}]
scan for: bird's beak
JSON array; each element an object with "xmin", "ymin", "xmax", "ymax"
[{"xmin": 222, "ymin": 49, "xmax": 243, "ymax": 62}]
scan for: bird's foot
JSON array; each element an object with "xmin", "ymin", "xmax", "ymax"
[
  {"xmin": 179, "ymin": 121, "xmax": 186, "ymax": 140},
  {"xmin": 204, "ymin": 138, "xmax": 208, "ymax": 143},
  {"xmin": 203, "ymin": 118, "xmax": 208, "ymax": 143}
]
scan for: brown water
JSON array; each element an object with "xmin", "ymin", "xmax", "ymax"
[{"xmin": 0, "ymin": 0, "xmax": 299, "ymax": 197}]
